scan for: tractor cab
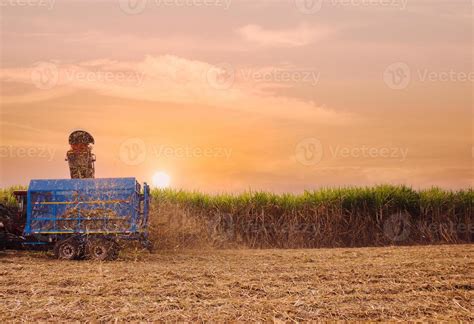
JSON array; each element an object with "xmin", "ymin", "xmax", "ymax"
[
  {"xmin": 0, "ymin": 190, "xmax": 27, "ymax": 249},
  {"xmin": 14, "ymin": 190, "xmax": 27, "ymax": 213},
  {"xmin": 11, "ymin": 190, "xmax": 27, "ymax": 235}
]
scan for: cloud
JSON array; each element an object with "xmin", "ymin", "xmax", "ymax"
[
  {"xmin": 236, "ymin": 23, "xmax": 331, "ymax": 47},
  {"xmin": 0, "ymin": 55, "xmax": 355, "ymax": 124}
]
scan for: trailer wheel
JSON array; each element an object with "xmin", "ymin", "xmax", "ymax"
[
  {"xmin": 86, "ymin": 238, "xmax": 119, "ymax": 261},
  {"xmin": 54, "ymin": 238, "xmax": 82, "ymax": 260},
  {"xmin": 142, "ymin": 240, "xmax": 154, "ymax": 253}
]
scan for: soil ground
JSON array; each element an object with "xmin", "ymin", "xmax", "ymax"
[{"xmin": 0, "ymin": 244, "xmax": 472, "ymax": 321}]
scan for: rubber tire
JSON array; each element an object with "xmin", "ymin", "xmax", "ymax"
[
  {"xmin": 85, "ymin": 238, "xmax": 119, "ymax": 261},
  {"xmin": 54, "ymin": 238, "xmax": 82, "ymax": 260},
  {"xmin": 141, "ymin": 239, "xmax": 154, "ymax": 253}
]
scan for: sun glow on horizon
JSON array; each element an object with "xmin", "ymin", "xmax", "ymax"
[{"xmin": 152, "ymin": 171, "xmax": 171, "ymax": 189}]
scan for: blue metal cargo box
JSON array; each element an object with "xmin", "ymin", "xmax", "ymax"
[{"xmin": 24, "ymin": 177, "xmax": 150, "ymax": 235}]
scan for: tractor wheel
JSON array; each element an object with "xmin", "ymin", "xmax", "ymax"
[
  {"xmin": 85, "ymin": 237, "xmax": 119, "ymax": 261},
  {"xmin": 54, "ymin": 238, "xmax": 82, "ymax": 260},
  {"xmin": 144, "ymin": 240, "xmax": 154, "ymax": 253}
]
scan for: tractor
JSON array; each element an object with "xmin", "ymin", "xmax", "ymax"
[{"xmin": 0, "ymin": 131, "xmax": 151, "ymax": 260}]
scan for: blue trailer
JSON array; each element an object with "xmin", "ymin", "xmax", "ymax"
[{"xmin": 13, "ymin": 177, "xmax": 150, "ymax": 260}]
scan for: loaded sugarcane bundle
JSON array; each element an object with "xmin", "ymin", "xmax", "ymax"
[
  {"xmin": 54, "ymin": 207, "xmax": 130, "ymax": 232},
  {"xmin": 66, "ymin": 130, "xmax": 96, "ymax": 179}
]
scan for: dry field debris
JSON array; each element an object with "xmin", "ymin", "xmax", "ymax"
[{"xmin": 1, "ymin": 244, "xmax": 473, "ymax": 321}]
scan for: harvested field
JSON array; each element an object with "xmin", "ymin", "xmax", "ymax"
[{"xmin": 1, "ymin": 244, "xmax": 473, "ymax": 321}]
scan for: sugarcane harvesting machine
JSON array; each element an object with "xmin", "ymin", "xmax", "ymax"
[{"xmin": 0, "ymin": 131, "xmax": 151, "ymax": 260}]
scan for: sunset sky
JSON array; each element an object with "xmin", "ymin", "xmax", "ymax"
[{"xmin": 0, "ymin": 0, "xmax": 472, "ymax": 192}]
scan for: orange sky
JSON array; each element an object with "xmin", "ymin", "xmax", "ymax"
[{"xmin": 0, "ymin": 0, "xmax": 472, "ymax": 191}]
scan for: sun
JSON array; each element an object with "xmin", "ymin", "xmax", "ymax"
[{"xmin": 152, "ymin": 171, "xmax": 171, "ymax": 189}]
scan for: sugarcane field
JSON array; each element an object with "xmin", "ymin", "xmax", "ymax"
[
  {"xmin": 1, "ymin": 177, "xmax": 473, "ymax": 321},
  {"xmin": 1, "ymin": 0, "xmax": 473, "ymax": 321}
]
